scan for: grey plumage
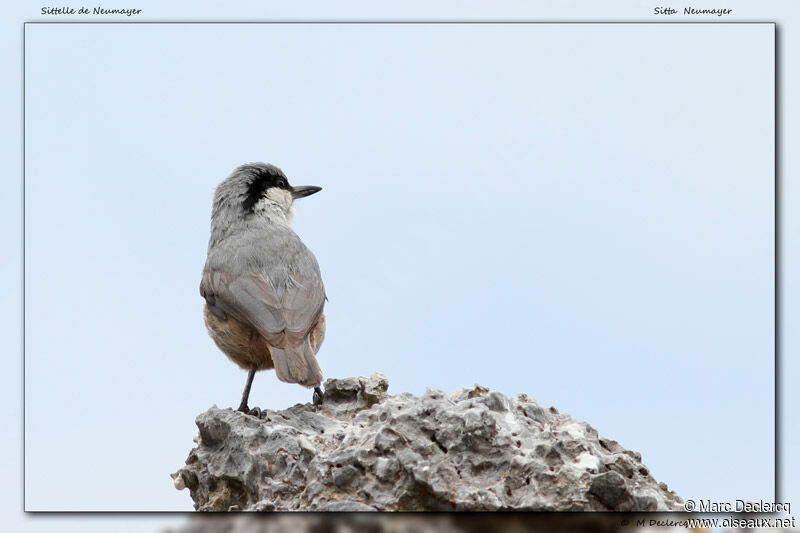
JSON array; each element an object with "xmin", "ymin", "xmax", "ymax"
[{"xmin": 201, "ymin": 163, "xmax": 326, "ymax": 409}]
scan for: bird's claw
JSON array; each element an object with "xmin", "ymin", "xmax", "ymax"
[
  {"xmin": 237, "ymin": 404, "xmax": 262, "ymax": 418},
  {"xmin": 313, "ymin": 387, "xmax": 324, "ymax": 407}
]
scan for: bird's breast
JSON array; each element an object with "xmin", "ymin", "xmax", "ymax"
[{"xmin": 203, "ymin": 304, "xmax": 275, "ymax": 371}]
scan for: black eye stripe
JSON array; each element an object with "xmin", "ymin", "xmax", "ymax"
[{"xmin": 242, "ymin": 168, "xmax": 291, "ymax": 213}]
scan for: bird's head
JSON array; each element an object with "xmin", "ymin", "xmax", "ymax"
[{"xmin": 211, "ymin": 162, "xmax": 321, "ymax": 227}]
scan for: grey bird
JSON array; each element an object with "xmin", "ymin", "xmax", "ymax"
[{"xmin": 200, "ymin": 162, "xmax": 326, "ymax": 413}]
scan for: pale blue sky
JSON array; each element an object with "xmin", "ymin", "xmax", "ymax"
[{"xmin": 2, "ymin": 0, "xmax": 798, "ymax": 530}]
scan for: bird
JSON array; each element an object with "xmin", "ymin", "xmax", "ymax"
[{"xmin": 200, "ymin": 162, "xmax": 327, "ymax": 414}]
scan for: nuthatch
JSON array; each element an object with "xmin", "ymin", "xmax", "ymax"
[{"xmin": 200, "ymin": 163, "xmax": 326, "ymax": 413}]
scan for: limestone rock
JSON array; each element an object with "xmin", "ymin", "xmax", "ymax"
[
  {"xmin": 172, "ymin": 372, "xmax": 682, "ymax": 511},
  {"xmin": 167, "ymin": 514, "xmax": 625, "ymax": 533}
]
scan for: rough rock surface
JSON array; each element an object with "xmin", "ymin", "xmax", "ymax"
[{"xmin": 172, "ymin": 373, "xmax": 683, "ymax": 511}]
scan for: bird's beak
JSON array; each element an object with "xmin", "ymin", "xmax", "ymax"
[{"xmin": 291, "ymin": 185, "xmax": 322, "ymax": 199}]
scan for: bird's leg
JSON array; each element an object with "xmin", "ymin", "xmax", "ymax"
[
  {"xmin": 313, "ymin": 386, "xmax": 324, "ymax": 407},
  {"xmin": 237, "ymin": 368, "xmax": 257, "ymax": 413}
]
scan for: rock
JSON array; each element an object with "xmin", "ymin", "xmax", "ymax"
[
  {"xmin": 173, "ymin": 372, "xmax": 682, "ymax": 511},
  {"xmin": 588, "ymin": 471, "xmax": 632, "ymax": 510},
  {"xmin": 318, "ymin": 500, "xmax": 377, "ymax": 511},
  {"xmin": 166, "ymin": 514, "xmax": 626, "ymax": 533}
]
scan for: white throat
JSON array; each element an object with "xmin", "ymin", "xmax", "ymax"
[{"xmin": 254, "ymin": 187, "xmax": 295, "ymax": 225}]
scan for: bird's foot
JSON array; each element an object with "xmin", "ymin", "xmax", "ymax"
[
  {"xmin": 313, "ymin": 386, "xmax": 324, "ymax": 407},
  {"xmin": 237, "ymin": 404, "xmax": 262, "ymax": 418}
]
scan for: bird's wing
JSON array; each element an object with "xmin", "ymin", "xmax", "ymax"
[
  {"xmin": 280, "ymin": 263, "xmax": 326, "ymax": 336},
  {"xmin": 200, "ymin": 230, "xmax": 325, "ymax": 345}
]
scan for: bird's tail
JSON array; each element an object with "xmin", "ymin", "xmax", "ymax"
[{"xmin": 271, "ymin": 336, "xmax": 323, "ymax": 387}]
